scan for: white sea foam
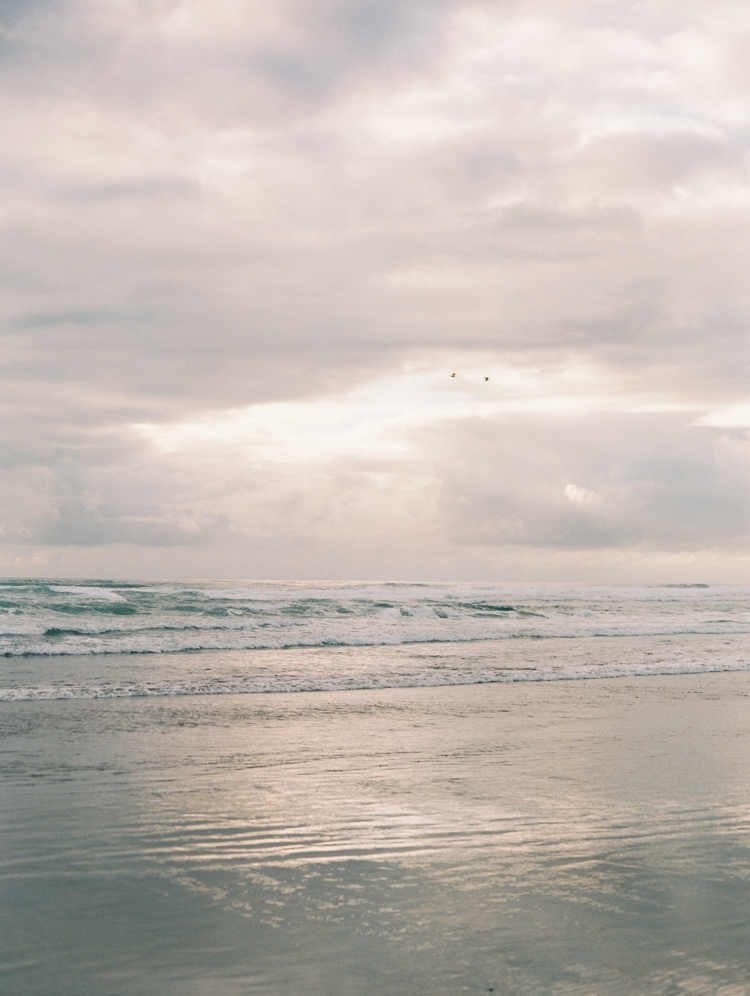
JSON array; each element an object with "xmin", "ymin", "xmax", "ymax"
[
  {"xmin": 0, "ymin": 581, "xmax": 748, "ymax": 658},
  {"xmin": 49, "ymin": 585, "xmax": 128, "ymax": 601},
  {"xmin": 1, "ymin": 651, "xmax": 748, "ymax": 700},
  {"xmin": 1, "ymin": 632, "xmax": 747, "ymax": 700},
  {"xmin": 0, "ymin": 580, "xmax": 748, "ymax": 696}
]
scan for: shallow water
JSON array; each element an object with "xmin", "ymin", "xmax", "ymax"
[
  {"xmin": 2, "ymin": 633, "xmax": 749, "ymax": 700},
  {"xmin": 2, "ymin": 667, "xmax": 750, "ymax": 995}
]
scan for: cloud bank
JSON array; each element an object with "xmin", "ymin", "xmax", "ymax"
[{"xmin": 1, "ymin": 0, "xmax": 748, "ymax": 579}]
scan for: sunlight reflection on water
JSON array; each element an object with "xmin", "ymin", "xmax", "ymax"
[{"xmin": 2, "ymin": 672, "xmax": 750, "ymax": 995}]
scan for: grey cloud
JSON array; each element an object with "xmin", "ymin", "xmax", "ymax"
[
  {"xmin": 12, "ymin": 308, "xmax": 149, "ymax": 330},
  {"xmin": 1, "ymin": 446, "xmax": 231, "ymax": 548},
  {"xmin": 36, "ymin": 497, "xmax": 228, "ymax": 548},
  {"xmin": 571, "ymin": 131, "xmax": 750, "ymax": 198},
  {"xmin": 0, "ymin": 0, "xmax": 58, "ymax": 33},
  {"xmin": 428, "ymin": 413, "xmax": 750, "ymax": 550},
  {"xmin": 5, "ymin": 408, "xmax": 747, "ymax": 559},
  {"xmin": 56, "ymin": 177, "xmax": 202, "ymax": 203},
  {"xmin": 0, "ymin": 0, "xmax": 457, "ymax": 120}
]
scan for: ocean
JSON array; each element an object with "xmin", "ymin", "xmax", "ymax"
[
  {"xmin": 2, "ymin": 580, "xmax": 750, "ymax": 995},
  {"xmin": 1, "ymin": 579, "xmax": 749, "ymax": 697}
]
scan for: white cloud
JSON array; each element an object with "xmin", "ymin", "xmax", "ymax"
[
  {"xmin": 565, "ymin": 484, "xmax": 597, "ymax": 504},
  {"xmin": 694, "ymin": 406, "xmax": 750, "ymax": 428}
]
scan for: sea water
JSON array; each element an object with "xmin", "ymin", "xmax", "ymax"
[
  {"xmin": 1, "ymin": 581, "xmax": 750, "ymax": 995},
  {"xmin": 1, "ymin": 580, "xmax": 748, "ymax": 695}
]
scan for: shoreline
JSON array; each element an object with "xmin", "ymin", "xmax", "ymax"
[{"xmin": 1, "ymin": 631, "xmax": 749, "ymax": 702}]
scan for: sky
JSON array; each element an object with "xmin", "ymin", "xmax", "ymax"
[{"xmin": 0, "ymin": 0, "xmax": 749, "ymax": 582}]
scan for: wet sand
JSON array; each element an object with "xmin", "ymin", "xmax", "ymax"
[{"xmin": 2, "ymin": 669, "xmax": 750, "ymax": 994}]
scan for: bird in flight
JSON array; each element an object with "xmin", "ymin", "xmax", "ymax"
[
  {"xmin": 484, "ymin": 376, "xmax": 490, "ymax": 381},
  {"xmin": 450, "ymin": 372, "xmax": 456, "ymax": 377}
]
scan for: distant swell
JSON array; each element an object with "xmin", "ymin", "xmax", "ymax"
[
  {"xmin": 1, "ymin": 580, "xmax": 748, "ymax": 660},
  {"xmin": 3, "ymin": 622, "xmax": 750, "ymax": 657}
]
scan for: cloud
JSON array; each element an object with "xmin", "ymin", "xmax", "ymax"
[
  {"xmin": 565, "ymin": 484, "xmax": 597, "ymax": 504},
  {"xmin": 0, "ymin": 0, "xmax": 749, "ymax": 577},
  {"xmin": 428, "ymin": 412, "xmax": 750, "ymax": 551},
  {"xmin": 2, "ymin": 383, "xmax": 747, "ymax": 575}
]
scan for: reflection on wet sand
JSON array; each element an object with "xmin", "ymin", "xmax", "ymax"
[{"xmin": 2, "ymin": 672, "xmax": 750, "ymax": 995}]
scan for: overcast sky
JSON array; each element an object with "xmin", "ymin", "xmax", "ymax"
[{"xmin": 1, "ymin": 0, "xmax": 748, "ymax": 581}]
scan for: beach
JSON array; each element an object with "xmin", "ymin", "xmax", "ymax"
[
  {"xmin": 2, "ymin": 662, "xmax": 750, "ymax": 995},
  {"xmin": 4, "ymin": 0, "xmax": 750, "ymax": 984}
]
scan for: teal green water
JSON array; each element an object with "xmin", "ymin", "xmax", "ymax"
[{"xmin": 2, "ymin": 667, "xmax": 750, "ymax": 995}]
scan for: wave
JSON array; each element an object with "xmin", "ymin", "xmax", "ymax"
[
  {"xmin": 0, "ymin": 580, "xmax": 748, "ymax": 658},
  {"xmin": 2, "ymin": 629, "xmax": 748, "ymax": 702},
  {"xmin": 2, "ymin": 620, "xmax": 750, "ymax": 657},
  {"xmin": 3, "ymin": 656, "xmax": 749, "ymax": 700}
]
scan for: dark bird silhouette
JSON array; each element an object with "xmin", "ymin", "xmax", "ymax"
[
  {"xmin": 450, "ymin": 372, "xmax": 456, "ymax": 377},
  {"xmin": 484, "ymin": 376, "xmax": 490, "ymax": 381}
]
